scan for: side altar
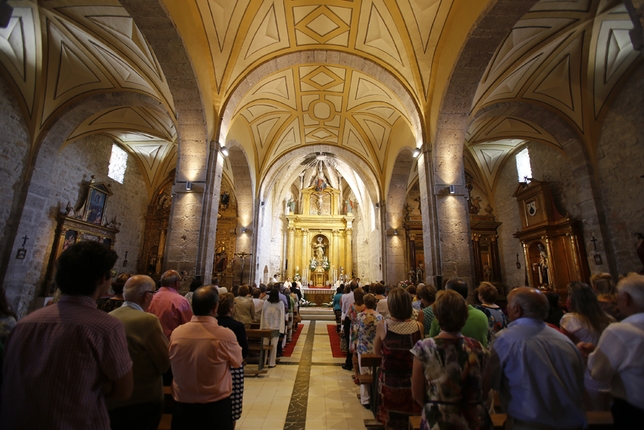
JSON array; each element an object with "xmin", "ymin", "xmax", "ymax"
[{"xmin": 285, "ymin": 178, "xmax": 354, "ymax": 287}]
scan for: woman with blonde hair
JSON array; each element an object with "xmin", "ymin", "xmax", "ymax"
[
  {"xmin": 374, "ymin": 288, "xmax": 423, "ymax": 430},
  {"xmin": 590, "ymin": 273, "xmax": 624, "ymax": 321}
]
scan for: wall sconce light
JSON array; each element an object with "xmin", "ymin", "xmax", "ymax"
[
  {"xmin": 393, "ymin": 229, "xmax": 398, "ymax": 235},
  {"xmin": 375, "ymin": 203, "xmax": 379, "ymax": 209},
  {"xmin": 261, "ymin": 201, "xmax": 265, "ymax": 206},
  {"xmin": 241, "ymin": 228, "xmax": 247, "ymax": 234},
  {"xmin": 220, "ymin": 145, "xmax": 229, "ymax": 157},
  {"xmin": 186, "ymin": 181, "xmax": 192, "ymax": 191},
  {"xmin": 449, "ymin": 185, "xmax": 455, "ymax": 194},
  {"xmin": 412, "ymin": 148, "xmax": 420, "ymax": 158}
]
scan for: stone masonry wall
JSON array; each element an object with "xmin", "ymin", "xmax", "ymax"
[
  {"xmin": 42, "ymin": 134, "xmax": 149, "ymax": 287},
  {"xmin": 0, "ymin": 79, "xmax": 30, "ymax": 259},
  {"xmin": 494, "ymin": 141, "xmax": 581, "ymax": 288},
  {"xmin": 596, "ymin": 64, "xmax": 644, "ymax": 274}
]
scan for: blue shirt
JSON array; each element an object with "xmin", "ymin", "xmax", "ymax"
[
  {"xmin": 333, "ymin": 293, "xmax": 343, "ymax": 311},
  {"xmin": 488, "ymin": 318, "xmax": 586, "ymax": 429}
]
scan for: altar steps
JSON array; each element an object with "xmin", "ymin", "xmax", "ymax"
[{"xmin": 299, "ymin": 307, "xmax": 335, "ymax": 321}]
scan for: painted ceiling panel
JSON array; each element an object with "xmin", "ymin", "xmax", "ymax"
[
  {"xmin": 42, "ymin": 17, "xmax": 116, "ymax": 126},
  {"xmin": 592, "ymin": 15, "xmax": 639, "ymax": 117}
]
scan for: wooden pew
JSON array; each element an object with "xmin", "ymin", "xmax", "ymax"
[
  {"xmin": 360, "ymin": 353, "xmax": 382, "ymax": 427},
  {"xmin": 245, "ymin": 328, "xmax": 273, "ymax": 376},
  {"xmin": 409, "ymin": 414, "xmax": 506, "ymax": 430}
]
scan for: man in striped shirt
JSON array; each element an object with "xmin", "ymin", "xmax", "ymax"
[{"xmin": 0, "ymin": 241, "xmax": 133, "ymax": 429}]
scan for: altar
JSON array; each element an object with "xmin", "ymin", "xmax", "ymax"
[
  {"xmin": 284, "ymin": 164, "xmax": 354, "ymax": 285},
  {"xmin": 302, "ymin": 286, "xmax": 334, "ymax": 305}
]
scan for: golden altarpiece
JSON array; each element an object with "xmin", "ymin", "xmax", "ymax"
[
  {"xmin": 513, "ymin": 180, "xmax": 589, "ymax": 296},
  {"xmin": 285, "ymin": 184, "xmax": 353, "ymax": 287}
]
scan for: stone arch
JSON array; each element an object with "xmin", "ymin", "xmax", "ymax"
[
  {"xmin": 120, "ymin": 0, "xmax": 219, "ymax": 284},
  {"xmin": 259, "ymin": 145, "xmax": 381, "ymax": 209},
  {"xmin": 423, "ymin": 0, "xmax": 539, "ymax": 285},
  {"xmin": 218, "ymin": 50, "xmax": 423, "ymax": 146},
  {"xmin": 385, "ymin": 148, "xmax": 415, "ymax": 284},
  {"xmin": 0, "ymin": 91, "xmax": 165, "ymax": 315},
  {"xmin": 472, "ymin": 101, "xmax": 617, "ymax": 277},
  {"xmin": 224, "ymin": 141, "xmax": 255, "ymax": 282}
]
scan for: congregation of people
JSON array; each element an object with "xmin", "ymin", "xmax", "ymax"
[{"xmin": 0, "ymin": 240, "xmax": 643, "ymax": 430}]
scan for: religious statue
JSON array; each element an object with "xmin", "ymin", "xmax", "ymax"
[
  {"xmin": 314, "ymin": 163, "xmax": 327, "ymax": 192},
  {"xmin": 314, "ymin": 236, "xmax": 325, "ymax": 261},
  {"xmin": 286, "ymin": 197, "xmax": 296, "ymax": 214},
  {"xmin": 533, "ymin": 244, "xmax": 549, "ymax": 285},
  {"xmin": 469, "ymin": 196, "xmax": 482, "ymax": 214},
  {"xmin": 483, "ymin": 262, "xmax": 491, "ymax": 281},
  {"xmin": 416, "ymin": 262, "xmax": 424, "ymax": 283}
]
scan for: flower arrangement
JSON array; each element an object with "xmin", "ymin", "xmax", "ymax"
[
  {"xmin": 398, "ymin": 280, "xmax": 412, "ymax": 289},
  {"xmin": 322, "ymin": 257, "xmax": 330, "ymax": 271},
  {"xmin": 309, "ymin": 258, "xmax": 317, "ymax": 271}
]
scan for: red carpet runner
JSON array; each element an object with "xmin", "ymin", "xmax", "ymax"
[
  {"xmin": 282, "ymin": 324, "xmax": 304, "ymax": 357},
  {"xmin": 326, "ymin": 324, "xmax": 347, "ymax": 357}
]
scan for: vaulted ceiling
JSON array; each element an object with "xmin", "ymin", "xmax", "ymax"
[{"xmin": 0, "ymin": 0, "xmax": 640, "ymax": 200}]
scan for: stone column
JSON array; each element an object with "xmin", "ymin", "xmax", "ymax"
[
  {"xmin": 287, "ymin": 226, "xmax": 295, "ymax": 279},
  {"xmin": 332, "ymin": 229, "xmax": 339, "ymax": 273},
  {"xmin": 416, "ymin": 145, "xmax": 441, "ymax": 286},
  {"xmin": 345, "ymin": 228, "xmax": 353, "ymax": 278},
  {"xmin": 295, "ymin": 228, "xmax": 303, "ymax": 277}
]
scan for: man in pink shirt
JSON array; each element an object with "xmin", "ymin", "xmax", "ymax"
[
  {"xmin": 169, "ymin": 285, "xmax": 242, "ymax": 430},
  {"xmin": 147, "ymin": 270, "xmax": 193, "ymax": 339}
]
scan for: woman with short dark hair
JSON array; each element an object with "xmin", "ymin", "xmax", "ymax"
[
  {"xmin": 373, "ymin": 288, "xmax": 423, "ymax": 429},
  {"xmin": 411, "ymin": 290, "xmax": 492, "ymax": 430}
]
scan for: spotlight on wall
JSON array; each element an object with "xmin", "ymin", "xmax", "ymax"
[
  {"xmin": 449, "ymin": 185, "xmax": 455, "ymax": 194},
  {"xmin": 412, "ymin": 148, "xmax": 421, "ymax": 158},
  {"xmin": 186, "ymin": 181, "xmax": 192, "ymax": 191},
  {"xmin": 394, "ymin": 229, "xmax": 398, "ymax": 235},
  {"xmin": 241, "ymin": 228, "xmax": 247, "ymax": 234},
  {"xmin": 220, "ymin": 145, "xmax": 229, "ymax": 157}
]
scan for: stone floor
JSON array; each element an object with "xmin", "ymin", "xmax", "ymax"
[{"xmin": 236, "ymin": 320, "xmax": 376, "ymax": 430}]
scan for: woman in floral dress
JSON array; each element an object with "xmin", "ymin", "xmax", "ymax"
[
  {"xmin": 351, "ymin": 293, "xmax": 383, "ymax": 408},
  {"xmin": 374, "ymin": 288, "xmax": 423, "ymax": 430},
  {"xmin": 411, "ymin": 290, "xmax": 492, "ymax": 430}
]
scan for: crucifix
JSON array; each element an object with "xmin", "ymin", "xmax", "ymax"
[
  {"xmin": 21, "ymin": 235, "xmax": 29, "ymax": 247},
  {"xmin": 234, "ymin": 252, "xmax": 253, "ymax": 285}
]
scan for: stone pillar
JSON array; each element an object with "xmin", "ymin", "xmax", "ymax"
[
  {"xmin": 345, "ymin": 228, "xmax": 353, "ymax": 278},
  {"xmin": 294, "ymin": 228, "xmax": 303, "ymax": 277},
  {"xmin": 332, "ymin": 229, "xmax": 339, "ymax": 273},
  {"xmin": 287, "ymin": 226, "xmax": 295, "ymax": 279},
  {"xmin": 416, "ymin": 145, "xmax": 441, "ymax": 286}
]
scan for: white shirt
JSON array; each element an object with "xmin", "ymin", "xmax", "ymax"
[
  {"xmin": 588, "ymin": 312, "xmax": 644, "ymax": 409},
  {"xmin": 376, "ymin": 297, "xmax": 389, "ymax": 318},
  {"xmin": 340, "ymin": 291, "xmax": 354, "ymax": 321}
]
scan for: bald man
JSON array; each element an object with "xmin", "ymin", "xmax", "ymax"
[
  {"xmin": 147, "ymin": 270, "xmax": 193, "ymax": 339},
  {"xmin": 486, "ymin": 287, "xmax": 586, "ymax": 430},
  {"xmin": 108, "ymin": 275, "xmax": 170, "ymax": 430}
]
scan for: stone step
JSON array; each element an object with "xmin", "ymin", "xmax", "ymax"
[{"xmin": 300, "ymin": 307, "xmax": 336, "ymax": 321}]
